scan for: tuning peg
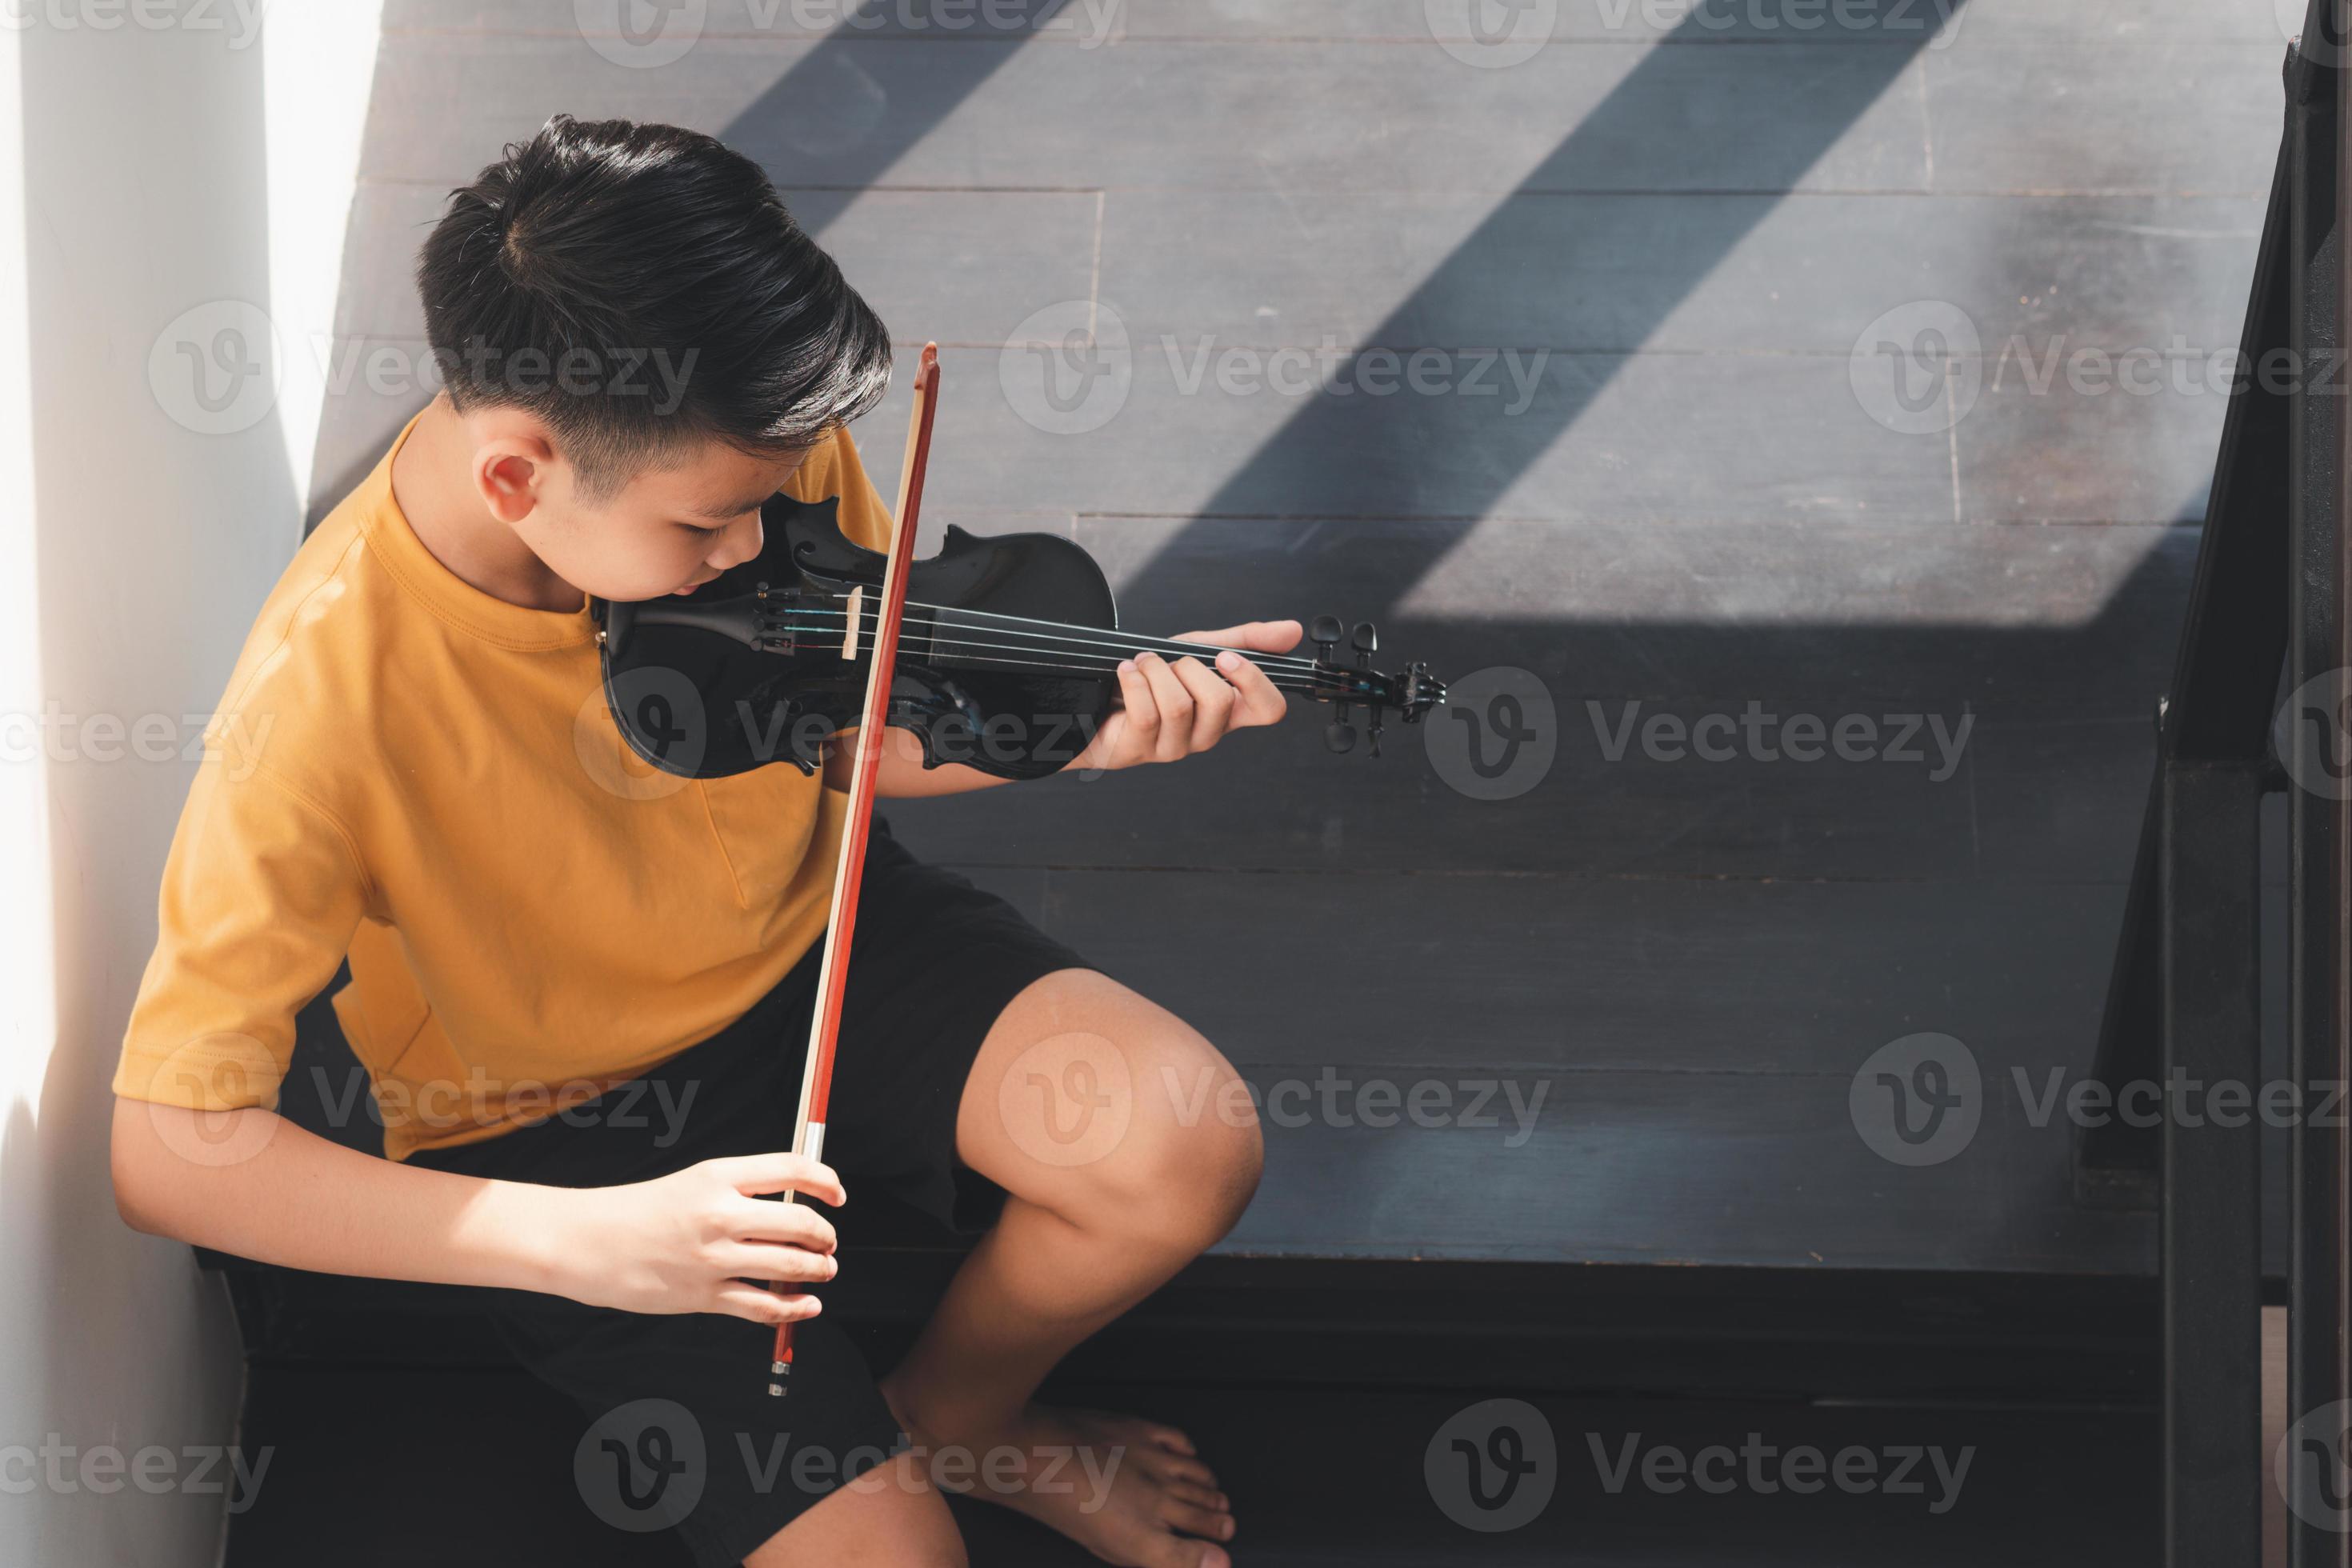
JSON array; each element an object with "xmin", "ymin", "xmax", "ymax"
[
  {"xmin": 1310, "ymin": 614, "xmax": 1342, "ymax": 662},
  {"xmin": 1365, "ymin": 705, "xmax": 1384, "ymax": 758},
  {"xmin": 1350, "ymin": 621, "xmax": 1378, "ymax": 655},
  {"xmin": 1325, "ymin": 720, "xmax": 1358, "ymax": 754}
]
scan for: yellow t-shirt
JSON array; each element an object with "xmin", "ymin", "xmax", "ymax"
[{"xmin": 110, "ymin": 413, "xmax": 894, "ymax": 1160}]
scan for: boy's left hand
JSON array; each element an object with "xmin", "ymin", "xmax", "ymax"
[{"xmin": 1070, "ymin": 618, "xmax": 1303, "ymax": 772}]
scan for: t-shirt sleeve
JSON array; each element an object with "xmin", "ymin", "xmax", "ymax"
[{"xmin": 111, "ymin": 747, "xmax": 370, "ymax": 1113}]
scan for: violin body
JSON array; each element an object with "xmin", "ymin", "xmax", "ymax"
[
  {"xmin": 594, "ymin": 490, "xmax": 1444, "ymax": 784},
  {"xmin": 597, "ymin": 494, "xmax": 1120, "ymax": 781},
  {"xmin": 788, "ymin": 500, "xmax": 1119, "ymax": 780}
]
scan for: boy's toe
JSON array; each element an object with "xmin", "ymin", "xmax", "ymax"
[{"xmin": 1161, "ymin": 1500, "xmax": 1236, "ymax": 1542}]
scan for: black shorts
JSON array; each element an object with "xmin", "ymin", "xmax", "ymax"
[{"xmin": 406, "ymin": 822, "xmax": 1090, "ymax": 1566}]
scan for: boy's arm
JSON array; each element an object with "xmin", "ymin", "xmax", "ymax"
[
  {"xmin": 846, "ymin": 618, "xmax": 1306, "ymax": 798},
  {"xmin": 112, "ymin": 1098, "xmax": 846, "ymax": 1323}
]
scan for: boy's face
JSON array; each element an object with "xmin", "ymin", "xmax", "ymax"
[{"xmin": 470, "ymin": 414, "xmax": 806, "ymax": 604}]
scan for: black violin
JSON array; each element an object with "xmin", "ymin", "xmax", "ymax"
[{"xmin": 590, "ymin": 494, "xmax": 1448, "ymax": 781}]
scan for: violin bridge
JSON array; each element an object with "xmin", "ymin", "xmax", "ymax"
[{"xmin": 841, "ymin": 586, "xmax": 865, "ymax": 660}]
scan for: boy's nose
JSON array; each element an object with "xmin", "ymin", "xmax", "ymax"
[{"xmin": 710, "ymin": 510, "xmax": 765, "ymax": 570}]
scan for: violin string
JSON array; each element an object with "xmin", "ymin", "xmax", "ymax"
[
  {"xmin": 628, "ymin": 610, "xmax": 1347, "ymax": 688},
  {"xmin": 758, "ymin": 622, "xmax": 1350, "ymax": 690},
  {"xmin": 899, "ymin": 647, "xmax": 1332, "ymax": 693},
  {"xmin": 782, "ymin": 604, "xmax": 1330, "ymax": 672},
  {"xmin": 903, "ymin": 598, "xmax": 1331, "ymax": 670},
  {"xmin": 846, "ymin": 629, "xmax": 1338, "ymax": 688}
]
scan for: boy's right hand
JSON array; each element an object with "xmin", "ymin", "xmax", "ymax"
[{"xmin": 544, "ymin": 1152, "xmax": 846, "ymax": 1325}]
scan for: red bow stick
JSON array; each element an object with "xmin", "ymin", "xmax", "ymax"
[{"xmin": 770, "ymin": 342, "xmax": 941, "ymax": 1397}]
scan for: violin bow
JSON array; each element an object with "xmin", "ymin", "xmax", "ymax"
[{"xmin": 769, "ymin": 342, "xmax": 941, "ymax": 1398}]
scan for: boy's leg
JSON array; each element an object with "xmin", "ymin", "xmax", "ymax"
[
  {"xmin": 878, "ymin": 968, "xmax": 1264, "ymax": 1568},
  {"xmin": 746, "ymin": 1450, "xmax": 966, "ymax": 1568}
]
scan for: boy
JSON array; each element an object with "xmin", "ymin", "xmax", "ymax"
[{"xmin": 109, "ymin": 116, "xmax": 1282, "ymax": 1568}]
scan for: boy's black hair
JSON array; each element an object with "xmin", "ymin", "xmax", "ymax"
[{"xmin": 417, "ymin": 114, "xmax": 892, "ymax": 499}]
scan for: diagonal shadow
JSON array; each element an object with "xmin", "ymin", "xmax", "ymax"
[
  {"xmin": 1142, "ymin": 0, "xmax": 1970, "ymax": 615},
  {"xmin": 720, "ymin": 0, "xmax": 1074, "ymax": 236}
]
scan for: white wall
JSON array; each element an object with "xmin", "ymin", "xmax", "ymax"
[{"xmin": 0, "ymin": 2, "xmax": 382, "ymax": 1561}]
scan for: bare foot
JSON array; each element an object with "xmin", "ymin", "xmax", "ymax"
[{"xmin": 902, "ymin": 1402, "xmax": 1235, "ymax": 1568}]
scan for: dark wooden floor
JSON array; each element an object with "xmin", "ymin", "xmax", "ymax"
[{"xmin": 225, "ymin": 1358, "xmax": 2156, "ymax": 1566}]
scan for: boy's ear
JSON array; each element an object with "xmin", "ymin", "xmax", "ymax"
[{"xmin": 472, "ymin": 430, "xmax": 559, "ymax": 526}]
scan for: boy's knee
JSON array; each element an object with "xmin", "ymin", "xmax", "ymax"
[{"xmin": 1094, "ymin": 1040, "xmax": 1262, "ymax": 1253}]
